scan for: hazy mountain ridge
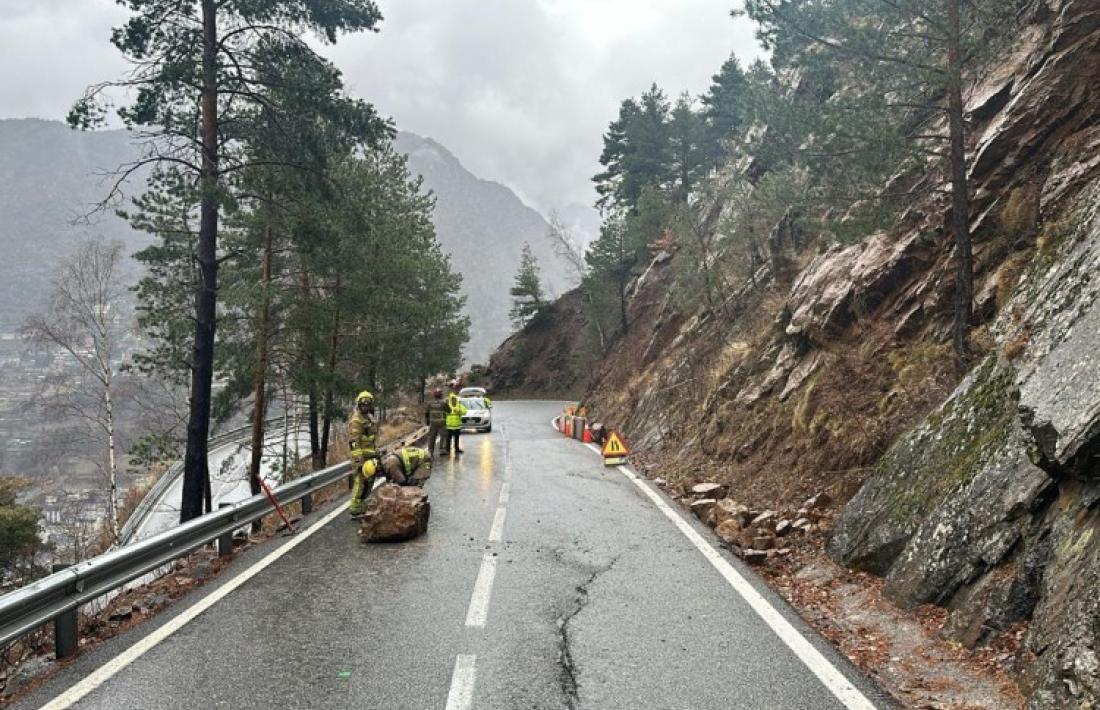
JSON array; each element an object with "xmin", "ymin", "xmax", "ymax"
[
  {"xmin": 0, "ymin": 119, "xmax": 570, "ymax": 361},
  {"xmin": 395, "ymin": 132, "xmax": 573, "ymax": 361},
  {"xmin": 0, "ymin": 119, "xmax": 150, "ymax": 331}
]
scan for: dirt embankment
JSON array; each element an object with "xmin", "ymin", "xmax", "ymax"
[{"xmin": 485, "ymin": 287, "xmax": 599, "ymax": 400}]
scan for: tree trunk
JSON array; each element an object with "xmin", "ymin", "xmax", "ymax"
[
  {"xmin": 281, "ymin": 377, "xmax": 290, "ymax": 478},
  {"xmin": 247, "ymin": 222, "xmax": 273, "ymax": 498},
  {"xmin": 104, "ymin": 373, "xmax": 119, "ymax": 543},
  {"xmin": 320, "ymin": 403, "xmax": 332, "ymax": 465},
  {"xmin": 946, "ymin": 0, "xmax": 974, "ymax": 372},
  {"xmin": 301, "ymin": 271, "xmax": 323, "ymax": 470},
  {"xmin": 181, "ymin": 0, "xmax": 219, "ymax": 523},
  {"xmin": 618, "ymin": 273, "xmax": 628, "ymax": 333},
  {"xmin": 320, "ymin": 275, "xmax": 342, "ymax": 464},
  {"xmin": 308, "ymin": 386, "xmax": 322, "ymax": 469},
  {"xmin": 586, "ymin": 288, "xmax": 608, "ymax": 353}
]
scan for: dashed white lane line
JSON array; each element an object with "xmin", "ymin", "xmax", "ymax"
[
  {"xmin": 488, "ymin": 507, "xmax": 508, "ymax": 543},
  {"xmin": 39, "ymin": 500, "xmax": 352, "ymax": 710},
  {"xmin": 444, "ymin": 654, "xmax": 478, "ymax": 710},
  {"xmin": 580, "ymin": 441, "xmax": 877, "ymax": 710},
  {"xmin": 498, "ymin": 480, "xmax": 510, "ymax": 505},
  {"xmin": 465, "ymin": 553, "xmax": 498, "ymax": 628}
]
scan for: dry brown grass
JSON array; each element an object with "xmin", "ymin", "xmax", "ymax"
[
  {"xmin": 998, "ymin": 184, "xmax": 1040, "ymax": 239},
  {"xmin": 1003, "ymin": 329, "xmax": 1031, "ymax": 361},
  {"xmin": 994, "ymin": 252, "xmax": 1032, "ymax": 310}
]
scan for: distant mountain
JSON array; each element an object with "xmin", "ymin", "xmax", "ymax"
[
  {"xmin": 0, "ymin": 119, "xmax": 151, "ymax": 332},
  {"xmin": 0, "ymin": 119, "xmax": 574, "ymax": 362},
  {"xmin": 395, "ymin": 132, "xmax": 573, "ymax": 361}
]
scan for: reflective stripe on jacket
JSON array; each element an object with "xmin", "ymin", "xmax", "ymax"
[
  {"xmin": 348, "ymin": 410, "xmax": 377, "ymax": 460},
  {"xmin": 401, "ymin": 447, "xmax": 429, "ymax": 472},
  {"xmin": 446, "ymin": 393, "xmax": 467, "ymax": 429}
]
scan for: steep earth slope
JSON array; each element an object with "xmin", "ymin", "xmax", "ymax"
[
  {"xmin": 0, "ymin": 120, "xmax": 568, "ymax": 361},
  {"xmin": 485, "ymin": 286, "xmax": 595, "ymax": 398},
  {"xmin": 490, "ymin": 1, "xmax": 1100, "ymax": 705}
]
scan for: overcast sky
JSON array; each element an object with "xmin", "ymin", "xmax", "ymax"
[{"xmin": 0, "ymin": 0, "xmax": 762, "ymax": 218}]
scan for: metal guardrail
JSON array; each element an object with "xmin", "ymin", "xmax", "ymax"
[
  {"xmin": 0, "ymin": 426, "xmax": 428, "ymax": 649},
  {"xmin": 118, "ymin": 418, "xmax": 301, "ymax": 545}
]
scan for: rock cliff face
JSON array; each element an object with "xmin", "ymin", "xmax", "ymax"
[
  {"xmin": 832, "ymin": 184, "xmax": 1100, "ymax": 707},
  {"xmin": 492, "ymin": 1, "xmax": 1100, "ymax": 704}
]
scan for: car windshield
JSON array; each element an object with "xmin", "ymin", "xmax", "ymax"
[{"xmin": 460, "ymin": 397, "xmax": 486, "ymax": 410}]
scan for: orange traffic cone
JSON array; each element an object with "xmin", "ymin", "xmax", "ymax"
[{"xmin": 582, "ymin": 425, "xmax": 593, "ymax": 443}]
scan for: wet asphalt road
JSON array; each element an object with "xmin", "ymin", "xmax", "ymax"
[{"xmin": 16, "ymin": 401, "xmax": 892, "ymax": 710}]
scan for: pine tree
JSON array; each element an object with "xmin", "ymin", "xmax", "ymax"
[
  {"xmin": 0, "ymin": 477, "xmax": 42, "ymax": 575},
  {"xmin": 72, "ymin": 0, "xmax": 386, "ymax": 521},
  {"xmin": 594, "ymin": 84, "xmax": 674, "ymax": 212},
  {"xmin": 510, "ymin": 244, "xmax": 545, "ymax": 328},
  {"xmin": 584, "ymin": 211, "xmax": 651, "ymax": 334},
  {"xmin": 700, "ymin": 55, "xmax": 749, "ymax": 167},
  {"xmin": 743, "ymin": 0, "xmax": 1019, "ymax": 369},
  {"xmin": 668, "ymin": 94, "xmax": 708, "ymax": 203}
]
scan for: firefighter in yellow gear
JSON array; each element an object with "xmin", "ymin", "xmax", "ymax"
[
  {"xmin": 380, "ymin": 446, "xmax": 432, "ymax": 485},
  {"xmin": 349, "ymin": 447, "xmax": 432, "ymax": 518},
  {"xmin": 348, "ymin": 390, "xmax": 378, "ymax": 516}
]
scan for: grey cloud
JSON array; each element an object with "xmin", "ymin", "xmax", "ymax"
[
  {"xmin": 324, "ymin": 0, "xmax": 762, "ymax": 216},
  {"xmin": 0, "ymin": 0, "xmax": 762, "ymax": 220}
]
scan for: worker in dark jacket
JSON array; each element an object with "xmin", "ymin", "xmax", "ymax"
[{"xmin": 424, "ymin": 388, "xmax": 449, "ymax": 457}]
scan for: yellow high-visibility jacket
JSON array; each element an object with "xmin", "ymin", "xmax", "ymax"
[
  {"xmin": 446, "ymin": 394, "xmax": 467, "ymax": 430},
  {"xmin": 348, "ymin": 410, "xmax": 377, "ymax": 461}
]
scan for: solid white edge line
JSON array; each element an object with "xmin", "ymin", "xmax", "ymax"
[
  {"xmin": 40, "ymin": 501, "xmax": 352, "ymax": 710},
  {"xmin": 579, "ymin": 443, "xmax": 876, "ymax": 709},
  {"xmin": 464, "ymin": 553, "xmax": 498, "ymax": 627},
  {"xmin": 488, "ymin": 507, "xmax": 507, "ymax": 543},
  {"xmin": 444, "ymin": 654, "xmax": 477, "ymax": 710},
  {"xmin": 498, "ymin": 481, "xmax": 510, "ymax": 505},
  {"xmin": 621, "ymin": 463, "xmax": 876, "ymax": 710}
]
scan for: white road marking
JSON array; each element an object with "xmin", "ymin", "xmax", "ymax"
[
  {"xmin": 464, "ymin": 552, "xmax": 498, "ymax": 627},
  {"xmin": 498, "ymin": 480, "xmax": 510, "ymax": 505},
  {"xmin": 444, "ymin": 654, "xmax": 478, "ymax": 710},
  {"xmin": 488, "ymin": 507, "xmax": 508, "ymax": 543},
  {"xmin": 39, "ymin": 501, "xmax": 352, "ymax": 710},
  {"xmin": 611, "ymin": 458, "xmax": 878, "ymax": 710}
]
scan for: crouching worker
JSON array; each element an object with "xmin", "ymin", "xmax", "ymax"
[
  {"xmin": 356, "ymin": 448, "xmax": 434, "ymax": 542},
  {"xmin": 350, "ymin": 446, "xmax": 432, "ymax": 518},
  {"xmin": 380, "ymin": 446, "xmax": 432, "ymax": 486}
]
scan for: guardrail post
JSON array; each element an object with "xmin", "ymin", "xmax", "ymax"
[
  {"xmin": 52, "ymin": 564, "xmax": 78, "ymax": 659},
  {"xmin": 301, "ymin": 488, "xmax": 313, "ymax": 515},
  {"xmin": 217, "ymin": 503, "xmax": 234, "ymax": 558}
]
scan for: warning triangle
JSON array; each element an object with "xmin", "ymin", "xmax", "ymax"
[{"xmin": 602, "ymin": 431, "xmax": 630, "ymax": 458}]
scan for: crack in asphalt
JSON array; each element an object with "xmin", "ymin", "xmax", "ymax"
[{"xmin": 556, "ymin": 557, "xmax": 620, "ymax": 710}]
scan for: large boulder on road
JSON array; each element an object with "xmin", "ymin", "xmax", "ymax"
[{"xmin": 358, "ymin": 484, "xmax": 431, "ymax": 542}]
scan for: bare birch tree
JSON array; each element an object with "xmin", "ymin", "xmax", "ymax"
[{"xmin": 24, "ymin": 239, "xmax": 128, "ymax": 544}]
